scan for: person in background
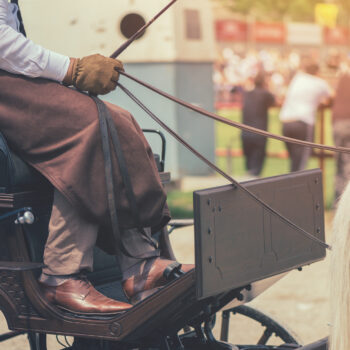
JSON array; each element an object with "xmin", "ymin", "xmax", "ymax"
[
  {"xmin": 241, "ymin": 72, "xmax": 275, "ymax": 177},
  {"xmin": 332, "ymin": 69, "xmax": 350, "ymax": 201},
  {"xmin": 279, "ymin": 61, "xmax": 333, "ymax": 172}
]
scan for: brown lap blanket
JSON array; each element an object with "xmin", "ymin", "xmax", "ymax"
[{"xmin": 0, "ymin": 70, "xmax": 170, "ymax": 253}]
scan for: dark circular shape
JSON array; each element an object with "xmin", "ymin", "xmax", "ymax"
[{"xmin": 120, "ymin": 13, "xmax": 147, "ymax": 40}]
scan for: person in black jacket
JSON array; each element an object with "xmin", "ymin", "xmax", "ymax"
[{"xmin": 241, "ymin": 73, "xmax": 275, "ymax": 177}]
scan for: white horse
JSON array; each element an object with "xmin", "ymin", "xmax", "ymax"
[{"xmin": 330, "ymin": 181, "xmax": 350, "ymax": 350}]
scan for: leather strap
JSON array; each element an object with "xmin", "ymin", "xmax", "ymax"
[
  {"xmin": 91, "ymin": 96, "xmax": 156, "ymax": 258},
  {"xmin": 103, "ymin": 101, "xmax": 157, "ymax": 248},
  {"xmin": 10, "ymin": 0, "xmax": 26, "ymax": 37},
  {"xmin": 117, "ymin": 82, "xmax": 330, "ymax": 250},
  {"xmin": 118, "ymin": 70, "xmax": 350, "ymax": 156}
]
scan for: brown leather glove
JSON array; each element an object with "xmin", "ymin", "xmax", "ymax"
[{"xmin": 63, "ymin": 54, "xmax": 124, "ymax": 95}]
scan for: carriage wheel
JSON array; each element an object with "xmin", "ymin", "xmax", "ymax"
[{"xmin": 220, "ymin": 305, "xmax": 301, "ymax": 347}]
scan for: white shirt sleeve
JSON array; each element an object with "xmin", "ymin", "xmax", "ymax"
[
  {"xmin": 0, "ymin": 0, "xmax": 70, "ymax": 82},
  {"xmin": 318, "ymin": 79, "xmax": 332, "ymax": 100}
]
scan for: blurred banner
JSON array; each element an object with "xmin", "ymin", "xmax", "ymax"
[
  {"xmin": 216, "ymin": 19, "xmax": 248, "ymax": 42},
  {"xmin": 215, "ymin": 20, "xmax": 349, "ymax": 47},
  {"xmin": 254, "ymin": 22, "xmax": 285, "ymax": 43},
  {"xmin": 287, "ymin": 23, "xmax": 322, "ymax": 46},
  {"xmin": 324, "ymin": 27, "xmax": 349, "ymax": 45},
  {"xmin": 315, "ymin": 3, "xmax": 339, "ymax": 28}
]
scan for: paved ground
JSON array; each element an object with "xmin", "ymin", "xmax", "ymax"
[{"xmin": 0, "ymin": 175, "xmax": 333, "ymax": 349}]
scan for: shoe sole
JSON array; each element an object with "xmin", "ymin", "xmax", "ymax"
[{"xmin": 56, "ymin": 305, "xmax": 130, "ymax": 316}]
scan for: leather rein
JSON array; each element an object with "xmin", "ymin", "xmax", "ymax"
[
  {"xmin": 96, "ymin": 0, "xmax": 340, "ymax": 251},
  {"xmin": 115, "ymin": 81, "xmax": 331, "ymax": 250}
]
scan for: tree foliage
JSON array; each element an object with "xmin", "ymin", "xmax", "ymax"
[
  {"xmin": 215, "ymin": 0, "xmax": 350, "ymax": 24},
  {"xmin": 336, "ymin": 0, "xmax": 350, "ymax": 25}
]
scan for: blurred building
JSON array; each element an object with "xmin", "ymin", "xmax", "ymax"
[{"xmin": 21, "ymin": 0, "xmax": 217, "ymax": 178}]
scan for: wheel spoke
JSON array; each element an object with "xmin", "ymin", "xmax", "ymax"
[
  {"xmin": 220, "ymin": 311, "xmax": 230, "ymax": 342},
  {"xmin": 0, "ymin": 330, "xmax": 25, "ymax": 342},
  {"xmin": 257, "ymin": 328, "xmax": 273, "ymax": 345}
]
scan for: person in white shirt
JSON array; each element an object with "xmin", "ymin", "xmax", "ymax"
[
  {"xmin": 0, "ymin": 0, "xmax": 193, "ymax": 315},
  {"xmin": 280, "ymin": 61, "xmax": 332, "ymax": 172}
]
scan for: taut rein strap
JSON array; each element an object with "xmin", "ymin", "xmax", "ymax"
[
  {"xmin": 118, "ymin": 70, "xmax": 350, "ymax": 155},
  {"xmin": 91, "ymin": 96, "xmax": 157, "ymax": 258},
  {"xmin": 117, "ymin": 82, "xmax": 330, "ymax": 250},
  {"xmin": 108, "ymin": 1, "xmax": 332, "ymax": 250}
]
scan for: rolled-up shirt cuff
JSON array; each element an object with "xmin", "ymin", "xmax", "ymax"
[{"xmin": 41, "ymin": 51, "xmax": 70, "ymax": 82}]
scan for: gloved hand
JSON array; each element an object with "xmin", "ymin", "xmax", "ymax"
[{"xmin": 63, "ymin": 54, "xmax": 124, "ymax": 95}]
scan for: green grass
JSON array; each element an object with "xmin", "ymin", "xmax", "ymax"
[
  {"xmin": 168, "ymin": 108, "xmax": 336, "ymax": 218},
  {"xmin": 216, "ymin": 108, "xmax": 335, "ymax": 207},
  {"xmin": 167, "ymin": 190, "xmax": 194, "ymax": 219}
]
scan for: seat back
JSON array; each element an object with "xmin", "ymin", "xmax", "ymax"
[{"xmin": 0, "ymin": 131, "xmax": 49, "ymax": 193}]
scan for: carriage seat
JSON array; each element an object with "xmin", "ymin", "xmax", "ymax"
[{"xmin": 0, "ymin": 132, "xmax": 49, "ymax": 193}]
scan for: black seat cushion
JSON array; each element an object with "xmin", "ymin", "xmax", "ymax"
[{"xmin": 0, "ymin": 131, "xmax": 49, "ymax": 193}]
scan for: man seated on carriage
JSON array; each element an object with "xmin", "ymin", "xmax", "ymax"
[{"xmin": 0, "ymin": 0, "xmax": 193, "ymax": 315}]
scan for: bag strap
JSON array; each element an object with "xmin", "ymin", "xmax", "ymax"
[{"xmin": 91, "ymin": 96, "xmax": 157, "ymax": 258}]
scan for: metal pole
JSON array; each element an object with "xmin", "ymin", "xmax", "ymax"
[{"xmin": 319, "ymin": 107, "xmax": 326, "ymax": 203}]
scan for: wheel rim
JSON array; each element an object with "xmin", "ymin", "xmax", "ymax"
[{"xmin": 220, "ymin": 305, "xmax": 301, "ymax": 346}]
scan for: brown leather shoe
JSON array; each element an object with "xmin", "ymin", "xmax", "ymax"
[
  {"xmin": 123, "ymin": 258, "xmax": 194, "ymax": 301},
  {"xmin": 40, "ymin": 277, "xmax": 132, "ymax": 315}
]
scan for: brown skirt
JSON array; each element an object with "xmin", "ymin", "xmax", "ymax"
[{"xmin": 0, "ymin": 70, "xmax": 170, "ymax": 253}]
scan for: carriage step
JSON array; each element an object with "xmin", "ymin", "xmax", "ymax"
[{"xmin": 0, "ymin": 261, "xmax": 45, "ymax": 271}]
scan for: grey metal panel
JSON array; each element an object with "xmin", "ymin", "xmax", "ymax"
[
  {"xmin": 104, "ymin": 63, "xmax": 180, "ymax": 178},
  {"xmin": 105, "ymin": 62, "xmax": 216, "ymax": 178},
  {"xmin": 175, "ymin": 62, "xmax": 216, "ymax": 176},
  {"xmin": 194, "ymin": 169, "xmax": 326, "ymax": 300}
]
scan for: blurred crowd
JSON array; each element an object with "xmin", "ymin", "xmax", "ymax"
[
  {"xmin": 214, "ymin": 47, "xmax": 350, "ymax": 202},
  {"xmin": 214, "ymin": 48, "xmax": 350, "ymax": 103}
]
